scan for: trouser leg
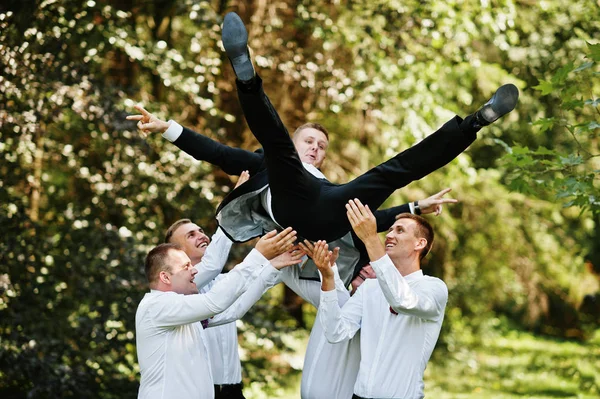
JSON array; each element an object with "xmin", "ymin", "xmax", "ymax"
[
  {"xmin": 303, "ymin": 115, "xmax": 478, "ymax": 241},
  {"xmin": 236, "ymin": 76, "xmax": 321, "ymax": 228}
]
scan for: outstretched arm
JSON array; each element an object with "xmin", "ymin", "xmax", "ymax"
[
  {"xmin": 373, "ymin": 188, "xmax": 457, "ymax": 232},
  {"xmin": 206, "ymin": 248, "xmax": 305, "ymax": 327},
  {"xmin": 127, "ymin": 105, "xmax": 263, "ymax": 175}
]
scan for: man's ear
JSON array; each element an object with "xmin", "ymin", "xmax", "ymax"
[
  {"xmin": 415, "ymin": 237, "xmax": 427, "ymax": 252},
  {"xmin": 159, "ymin": 270, "xmax": 171, "ymax": 285}
]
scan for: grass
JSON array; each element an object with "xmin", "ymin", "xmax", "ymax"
[
  {"xmin": 249, "ymin": 329, "xmax": 600, "ymax": 398},
  {"xmin": 424, "ymin": 331, "xmax": 600, "ymax": 398}
]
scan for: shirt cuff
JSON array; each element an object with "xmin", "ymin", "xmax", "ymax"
[
  {"xmin": 321, "ymin": 288, "xmax": 339, "ymax": 300},
  {"xmin": 244, "ymin": 248, "xmax": 270, "ymax": 266},
  {"xmin": 408, "ymin": 201, "xmax": 415, "ymax": 214},
  {"xmin": 162, "ymin": 120, "xmax": 183, "ymax": 142},
  {"xmin": 260, "ymin": 264, "xmax": 281, "ymax": 285}
]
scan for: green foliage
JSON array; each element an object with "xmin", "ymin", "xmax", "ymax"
[
  {"xmin": 502, "ymin": 42, "xmax": 600, "ymax": 214},
  {"xmin": 1, "ymin": 0, "xmax": 599, "ymax": 398}
]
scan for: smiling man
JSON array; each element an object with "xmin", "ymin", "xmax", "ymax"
[
  {"xmin": 314, "ymin": 199, "xmax": 447, "ymax": 399},
  {"xmin": 164, "ymin": 219, "xmax": 233, "ymax": 291},
  {"xmin": 135, "ymin": 228, "xmax": 298, "ymax": 399},
  {"xmin": 164, "ymin": 218, "xmax": 247, "ymax": 398}
]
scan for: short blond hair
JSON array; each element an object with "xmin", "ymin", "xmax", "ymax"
[
  {"xmin": 293, "ymin": 122, "xmax": 329, "ymax": 140},
  {"xmin": 164, "ymin": 218, "xmax": 192, "ymax": 243}
]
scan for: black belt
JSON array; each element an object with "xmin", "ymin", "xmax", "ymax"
[
  {"xmin": 214, "ymin": 383, "xmax": 244, "ymax": 398},
  {"xmin": 352, "ymin": 395, "xmax": 369, "ymax": 399}
]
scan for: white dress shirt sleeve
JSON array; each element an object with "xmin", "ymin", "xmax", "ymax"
[
  {"xmin": 162, "ymin": 120, "xmax": 183, "ymax": 142},
  {"xmin": 280, "ymin": 264, "xmax": 349, "ymax": 308},
  {"xmin": 319, "ymin": 283, "xmax": 363, "ymax": 344},
  {"xmin": 193, "ymin": 227, "xmax": 233, "ymax": 290},
  {"xmin": 206, "ymin": 264, "xmax": 280, "ymax": 327},
  {"xmin": 370, "ymin": 254, "xmax": 448, "ymax": 321},
  {"xmin": 151, "ymin": 249, "xmax": 269, "ymax": 327}
]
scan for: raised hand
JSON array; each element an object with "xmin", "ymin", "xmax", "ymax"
[
  {"xmin": 270, "ymin": 246, "xmax": 306, "ymax": 270},
  {"xmin": 346, "ymin": 199, "xmax": 378, "ymax": 243},
  {"xmin": 311, "ymin": 240, "xmax": 334, "ymax": 280},
  {"xmin": 417, "ymin": 188, "xmax": 458, "ymax": 216},
  {"xmin": 255, "ymin": 227, "xmax": 297, "ymax": 260},
  {"xmin": 298, "ymin": 239, "xmax": 339, "ymax": 267},
  {"xmin": 126, "ymin": 105, "xmax": 170, "ymax": 135}
]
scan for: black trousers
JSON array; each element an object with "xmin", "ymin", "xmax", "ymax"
[
  {"xmin": 237, "ymin": 76, "xmax": 477, "ymax": 242},
  {"xmin": 214, "ymin": 383, "xmax": 245, "ymax": 399}
]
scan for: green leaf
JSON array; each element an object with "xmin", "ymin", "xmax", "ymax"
[
  {"xmin": 563, "ymin": 99, "xmax": 585, "ymax": 110},
  {"xmin": 511, "ymin": 145, "xmax": 531, "ymax": 156},
  {"xmin": 531, "ymin": 118, "xmax": 555, "ymax": 133},
  {"xmin": 532, "ymin": 146, "xmax": 556, "ymax": 156},
  {"xmin": 533, "ymin": 80, "xmax": 555, "ymax": 95},
  {"xmin": 551, "ymin": 62, "xmax": 574, "ymax": 84},
  {"xmin": 572, "ymin": 61, "xmax": 594, "ymax": 73},
  {"xmin": 559, "ymin": 154, "xmax": 584, "ymax": 166},
  {"xmin": 587, "ymin": 42, "xmax": 600, "ymax": 62}
]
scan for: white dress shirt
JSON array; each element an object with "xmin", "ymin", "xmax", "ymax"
[
  {"xmin": 319, "ymin": 254, "xmax": 448, "ymax": 399},
  {"xmin": 206, "ymin": 263, "xmax": 359, "ymax": 399},
  {"xmin": 193, "ymin": 227, "xmax": 232, "ymax": 290},
  {"xmin": 135, "ymin": 249, "xmax": 271, "ymax": 399}
]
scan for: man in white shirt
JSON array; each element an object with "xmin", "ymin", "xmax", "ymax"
[
  {"xmin": 135, "ymin": 227, "xmax": 298, "ymax": 399},
  {"xmin": 164, "ymin": 217, "xmax": 247, "ymax": 399},
  {"xmin": 315, "ymin": 199, "xmax": 448, "ymax": 399}
]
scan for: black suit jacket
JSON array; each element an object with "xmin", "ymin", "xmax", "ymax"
[{"xmin": 173, "ymin": 126, "xmax": 410, "ymax": 282}]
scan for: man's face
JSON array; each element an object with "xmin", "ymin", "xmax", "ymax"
[
  {"xmin": 164, "ymin": 249, "xmax": 198, "ymax": 295},
  {"xmin": 170, "ymin": 223, "xmax": 210, "ymax": 263},
  {"xmin": 292, "ymin": 128, "xmax": 329, "ymax": 168},
  {"xmin": 384, "ymin": 218, "xmax": 424, "ymax": 260}
]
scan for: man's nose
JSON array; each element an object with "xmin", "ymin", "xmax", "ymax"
[{"xmin": 191, "ymin": 268, "xmax": 198, "ymax": 276}]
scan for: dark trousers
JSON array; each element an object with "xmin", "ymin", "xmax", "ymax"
[
  {"xmin": 214, "ymin": 383, "xmax": 245, "ymax": 399},
  {"xmin": 352, "ymin": 395, "xmax": 368, "ymax": 399},
  {"xmin": 237, "ymin": 76, "xmax": 477, "ymax": 242}
]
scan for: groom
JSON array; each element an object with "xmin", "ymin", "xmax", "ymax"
[{"xmin": 220, "ymin": 11, "xmax": 519, "ymax": 244}]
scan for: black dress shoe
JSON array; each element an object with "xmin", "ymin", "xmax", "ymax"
[
  {"xmin": 474, "ymin": 83, "xmax": 519, "ymax": 127},
  {"xmin": 222, "ymin": 12, "xmax": 255, "ymax": 82}
]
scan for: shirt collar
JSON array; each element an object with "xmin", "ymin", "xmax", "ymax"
[{"xmin": 302, "ymin": 162, "xmax": 327, "ymax": 180}]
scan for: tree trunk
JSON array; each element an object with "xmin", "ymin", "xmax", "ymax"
[{"xmin": 29, "ymin": 123, "xmax": 44, "ymax": 222}]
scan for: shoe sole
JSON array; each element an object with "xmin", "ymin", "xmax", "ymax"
[
  {"xmin": 492, "ymin": 84, "xmax": 519, "ymax": 115},
  {"xmin": 223, "ymin": 12, "xmax": 248, "ymax": 57},
  {"xmin": 481, "ymin": 83, "xmax": 519, "ymax": 123},
  {"xmin": 222, "ymin": 12, "xmax": 254, "ymax": 81}
]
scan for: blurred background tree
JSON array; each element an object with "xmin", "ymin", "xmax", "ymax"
[{"xmin": 0, "ymin": 0, "xmax": 598, "ymax": 398}]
